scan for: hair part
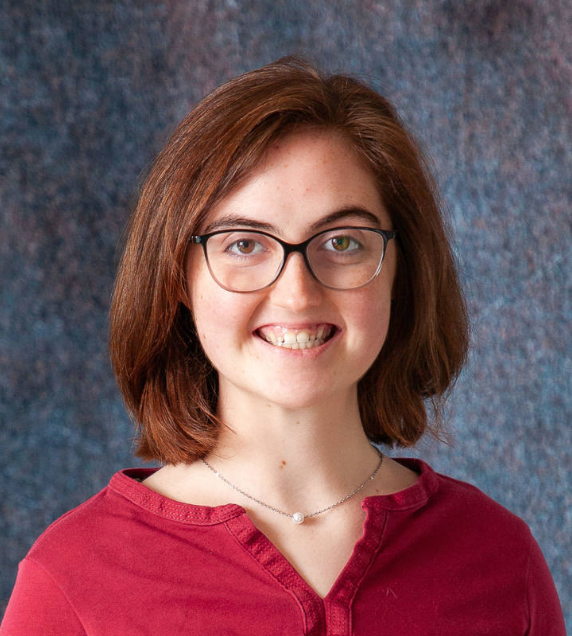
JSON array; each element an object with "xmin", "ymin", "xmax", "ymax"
[{"xmin": 109, "ymin": 56, "xmax": 469, "ymax": 464}]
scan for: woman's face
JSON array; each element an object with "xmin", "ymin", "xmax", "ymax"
[{"xmin": 186, "ymin": 131, "xmax": 396, "ymax": 412}]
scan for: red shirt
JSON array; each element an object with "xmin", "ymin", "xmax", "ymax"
[{"xmin": 1, "ymin": 459, "xmax": 565, "ymax": 635}]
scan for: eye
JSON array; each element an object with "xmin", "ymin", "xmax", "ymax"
[
  {"xmin": 221, "ymin": 234, "xmax": 271, "ymax": 259},
  {"xmin": 229, "ymin": 239, "xmax": 261, "ymax": 255},
  {"xmin": 324, "ymin": 234, "xmax": 361, "ymax": 252}
]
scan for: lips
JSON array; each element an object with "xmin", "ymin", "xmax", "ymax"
[{"xmin": 255, "ymin": 324, "xmax": 336, "ymax": 350}]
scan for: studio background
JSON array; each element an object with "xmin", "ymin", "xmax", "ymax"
[{"xmin": 1, "ymin": 0, "xmax": 570, "ymax": 625}]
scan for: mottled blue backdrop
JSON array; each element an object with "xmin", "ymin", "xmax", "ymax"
[{"xmin": 1, "ymin": 0, "xmax": 570, "ymax": 625}]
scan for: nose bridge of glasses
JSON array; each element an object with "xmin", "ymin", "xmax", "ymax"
[
  {"xmin": 267, "ymin": 251, "xmax": 323, "ymax": 311},
  {"xmin": 269, "ymin": 236, "xmax": 317, "ymax": 288}
]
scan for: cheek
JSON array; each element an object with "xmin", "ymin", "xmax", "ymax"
[
  {"xmin": 366, "ymin": 259, "xmax": 396, "ymax": 349},
  {"xmin": 189, "ymin": 268, "xmax": 258, "ymax": 362},
  {"xmin": 188, "ymin": 267, "xmax": 226, "ymax": 356},
  {"xmin": 362, "ymin": 298, "xmax": 392, "ymax": 342},
  {"xmin": 347, "ymin": 286, "xmax": 393, "ymax": 361},
  {"xmin": 193, "ymin": 293, "xmax": 241, "ymax": 345}
]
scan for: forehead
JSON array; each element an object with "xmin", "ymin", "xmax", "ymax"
[{"xmin": 202, "ymin": 131, "xmax": 390, "ymax": 235}]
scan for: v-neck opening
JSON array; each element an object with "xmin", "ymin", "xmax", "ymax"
[
  {"xmin": 226, "ymin": 500, "xmax": 388, "ymax": 601},
  {"xmin": 224, "ymin": 499, "xmax": 389, "ymax": 634}
]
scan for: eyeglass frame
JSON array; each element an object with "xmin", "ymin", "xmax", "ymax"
[{"xmin": 190, "ymin": 226, "xmax": 397, "ymax": 293}]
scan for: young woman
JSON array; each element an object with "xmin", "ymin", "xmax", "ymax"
[{"xmin": 1, "ymin": 57, "xmax": 565, "ymax": 635}]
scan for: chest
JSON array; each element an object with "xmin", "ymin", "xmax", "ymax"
[{"xmin": 70, "ymin": 510, "xmax": 530, "ymax": 636}]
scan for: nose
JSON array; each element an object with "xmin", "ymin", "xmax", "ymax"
[{"xmin": 267, "ymin": 252, "xmax": 323, "ymax": 311}]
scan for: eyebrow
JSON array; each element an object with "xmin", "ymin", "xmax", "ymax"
[{"xmin": 203, "ymin": 207, "xmax": 383, "ymax": 234}]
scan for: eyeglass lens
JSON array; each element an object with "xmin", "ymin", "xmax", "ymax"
[{"xmin": 204, "ymin": 228, "xmax": 387, "ymax": 292}]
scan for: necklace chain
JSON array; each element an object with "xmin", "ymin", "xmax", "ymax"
[{"xmin": 201, "ymin": 449, "xmax": 383, "ymax": 524}]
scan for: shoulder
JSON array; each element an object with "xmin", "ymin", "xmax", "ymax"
[
  {"xmin": 432, "ymin": 468, "xmax": 566, "ymax": 632},
  {"xmin": 436, "ymin": 467, "xmax": 527, "ymax": 525},
  {"xmin": 24, "ymin": 466, "xmax": 236, "ymax": 577},
  {"xmin": 390, "ymin": 459, "xmax": 540, "ymax": 590},
  {"xmin": 27, "ymin": 485, "xmax": 115, "ymax": 562},
  {"xmin": 382, "ymin": 459, "xmax": 566, "ymax": 633},
  {"xmin": 25, "ymin": 469, "xmax": 155, "ymax": 572},
  {"xmin": 395, "ymin": 458, "xmax": 533, "ymax": 545}
]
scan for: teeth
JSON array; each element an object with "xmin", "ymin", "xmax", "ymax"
[{"xmin": 258, "ymin": 325, "xmax": 334, "ymax": 350}]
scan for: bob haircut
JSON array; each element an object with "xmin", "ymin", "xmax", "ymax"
[{"xmin": 110, "ymin": 56, "xmax": 469, "ymax": 464}]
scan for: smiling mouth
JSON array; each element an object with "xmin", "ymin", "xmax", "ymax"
[{"xmin": 256, "ymin": 325, "xmax": 336, "ymax": 350}]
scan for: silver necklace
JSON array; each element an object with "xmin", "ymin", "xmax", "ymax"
[{"xmin": 201, "ymin": 449, "xmax": 383, "ymax": 525}]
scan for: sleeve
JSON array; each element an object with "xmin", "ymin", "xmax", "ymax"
[
  {"xmin": 524, "ymin": 532, "xmax": 566, "ymax": 636},
  {"xmin": 0, "ymin": 558, "xmax": 86, "ymax": 636}
]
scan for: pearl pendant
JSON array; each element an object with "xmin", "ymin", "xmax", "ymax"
[{"xmin": 292, "ymin": 512, "xmax": 305, "ymax": 524}]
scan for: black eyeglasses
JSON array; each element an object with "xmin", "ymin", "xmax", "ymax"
[{"xmin": 190, "ymin": 226, "xmax": 396, "ymax": 293}]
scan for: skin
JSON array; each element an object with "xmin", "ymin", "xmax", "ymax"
[{"xmin": 144, "ymin": 130, "xmax": 418, "ymax": 597}]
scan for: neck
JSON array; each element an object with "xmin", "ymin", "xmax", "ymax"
[{"xmin": 203, "ymin": 385, "xmax": 381, "ymax": 513}]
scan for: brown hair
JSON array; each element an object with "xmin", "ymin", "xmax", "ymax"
[{"xmin": 110, "ymin": 56, "xmax": 469, "ymax": 464}]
